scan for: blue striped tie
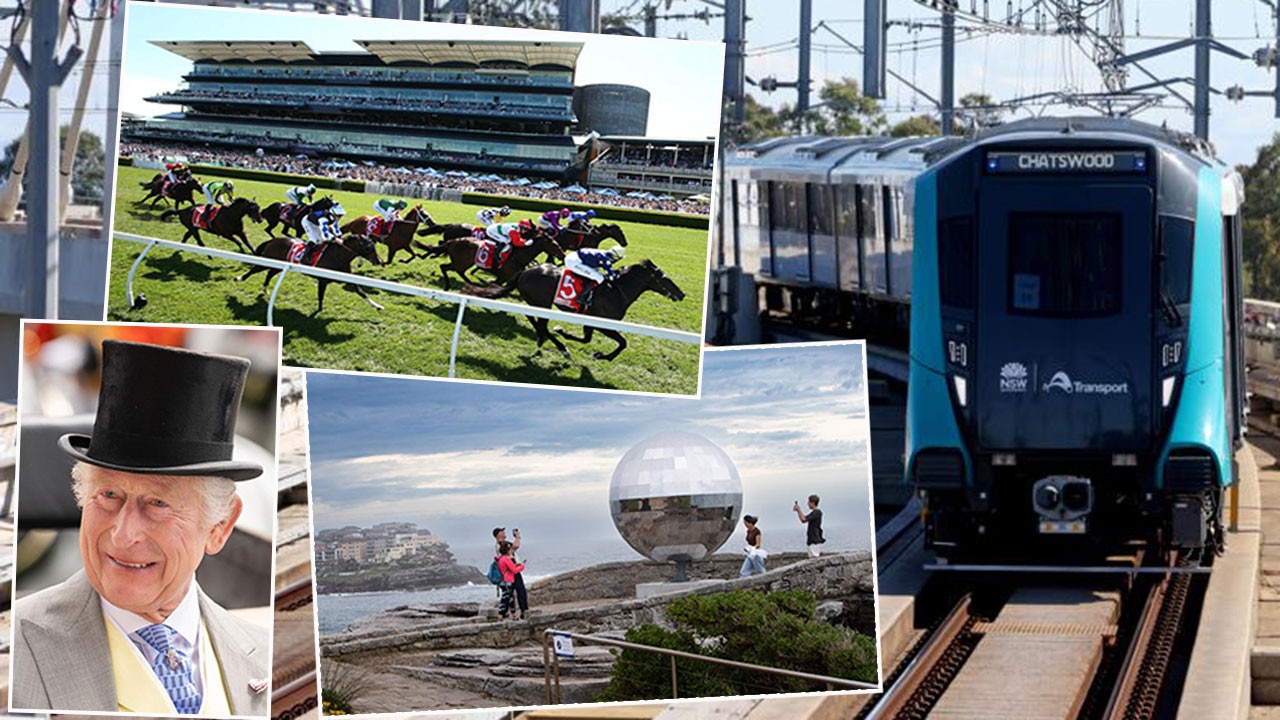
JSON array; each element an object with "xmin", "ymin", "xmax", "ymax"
[{"xmin": 136, "ymin": 623, "xmax": 202, "ymax": 714}]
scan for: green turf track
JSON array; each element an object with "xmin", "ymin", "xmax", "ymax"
[{"xmin": 108, "ymin": 165, "xmax": 708, "ymax": 395}]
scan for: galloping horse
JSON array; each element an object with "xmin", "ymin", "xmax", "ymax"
[
  {"xmin": 139, "ymin": 170, "xmax": 192, "ymax": 194},
  {"xmin": 416, "ymin": 222, "xmax": 479, "ymax": 242},
  {"xmin": 261, "ymin": 196, "xmax": 338, "ymax": 238},
  {"xmin": 340, "ymin": 206, "xmax": 434, "ymax": 264},
  {"xmin": 138, "ymin": 177, "xmax": 202, "ymax": 209},
  {"xmin": 464, "ymin": 259, "xmax": 685, "ymax": 361},
  {"xmin": 415, "ymin": 229, "xmax": 564, "ymax": 290},
  {"xmin": 556, "ymin": 223, "xmax": 628, "ymax": 252},
  {"xmin": 160, "ymin": 198, "xmax": 263, "ymax": 254},
  {"xmin": 236, "ymin": 234, "xmax": 385, "ymax": 316}
]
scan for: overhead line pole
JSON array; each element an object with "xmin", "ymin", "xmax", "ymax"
[
  {"xmin": 1194, "ymin": 0, "xmax": 1210, "ymax": 139},
  {"xmin": 798, "ymin": 0, "xmax": 811, "ymax": 113},
  {"xmin": 940, "ymin": 2, "xmax": 955, "ymax": 135},
  {"xmin": 13, "ymin": 0, "xmax": 82, "ymax": 319}
]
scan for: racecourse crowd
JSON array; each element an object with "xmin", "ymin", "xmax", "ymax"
[
  {"xmin": 160, "ymin": 87, "xmax": 573, "ymax": 120},
  {"xmin": 121, "ymin": 142, "xmax": 710, "ymax": 215}
]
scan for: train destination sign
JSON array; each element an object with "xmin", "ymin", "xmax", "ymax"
[{"xmin": 985, "ymin": 150, "xmax": 1147, "ymax": 174}]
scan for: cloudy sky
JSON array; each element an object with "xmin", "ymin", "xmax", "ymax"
[
  {"xmin": 1, "ymin": 2, "xmax": 1274, "ymax": 176},
  {"xmin": 307, "ymin": 342, "xmax": 873, "ymax": 571}
]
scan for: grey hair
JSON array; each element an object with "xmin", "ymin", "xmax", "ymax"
[{"xmin": 70, "ymin": 461, "xmax": 239, "ymax": 527}]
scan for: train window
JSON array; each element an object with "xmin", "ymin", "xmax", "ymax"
[
  {"xmin": 836, "ymin": 185, "xmax": 858, "ymax": 238},
  {"xmin": 939, "ymin": 217, "xmax": 974, "ymax": 309},
  {"xmin": 810, "ymin": 184, "xmax": 833, "ymax": 236},
  {"xmin": 785, "ymin": 182, "xmax": 806, "ymax": 232},
  {"xmin": 860, "ymin": 185, "xmax": 881, "ymax": 245},
  {"xmin": 1159, "ymin": 216, "xmax": 1194, "ymax": 307},
  {"xmin": 1007, "ymin": 213, "xmax": 1122, "ymax": 317},
  {"xmin": 769, "ymin": 182, "xmax": 787, "ymax": 230}
]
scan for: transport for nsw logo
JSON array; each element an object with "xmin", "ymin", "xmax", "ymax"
[
  {"xmin": 1043, "ymin": 371, "xmax": 1074, "ymax": 394},
  {"xmin": 999, "ymin": 362, "xmax": 1028, "ymax": 393}
]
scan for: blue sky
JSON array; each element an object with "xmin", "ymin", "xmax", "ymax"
[
  {"xmin": 6, "ymin": 2, "xmax": 1274, "ymax": 186},
  {"xmin": 307, "ymin": 342, "xmax": 873, "ymax": 568},
  {"xmin": 116, "ymin": 2, "xmax": 724, "ymax": 141}
]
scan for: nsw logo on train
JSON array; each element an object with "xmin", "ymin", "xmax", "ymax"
[{"xmin": 998, "ymin": 362, "xmax": 1129, "ymax": 396}]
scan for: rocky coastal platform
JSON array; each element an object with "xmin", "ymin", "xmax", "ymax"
[{"xmin": 319, "ymin": 550, "xmax": 875, "ymax": 712}]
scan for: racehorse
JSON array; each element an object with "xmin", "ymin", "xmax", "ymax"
[
  {"xmin": 138, "ymin": 177, "xmax": 202, "ymax": 209},
  {"xmin": 415, "ymin": 229, "xmax": 564, "ymax": 290},
  {"xmin": 340, "ymin": 206, "xmax": 434, "ymax": 264},
  {"xmin": 261, "ymin": 196, "xmax": 338, "ymax": 238},
  {"xmin": 235, "ymin": 234, "xmax": 385, "ymax": 316},
  {"xmin": 557, "ymin": 223, "xmax": 628, "ymax": 252},
  {"xmin": 416, "ymin": 222, "xmax": 479, "ymax": 242},
  {"xmin": 139, "ymin": 170, "xmax": 193, "ymax": 194},
  {"xmin": 464, "ymin": 259, "xmax": 685, "ymax": 361},
  {"xmin": 159, "ymin": 197, "xmax": 263, "ymax": 254}
]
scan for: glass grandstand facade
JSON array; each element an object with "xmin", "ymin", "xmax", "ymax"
[
  {"xmin": 588, "ymin": 136, "xmax": 716, "ymax": 197},
  {"xmin": 126, "ymin": 40, "xmax": 583, "ymax": 177}
]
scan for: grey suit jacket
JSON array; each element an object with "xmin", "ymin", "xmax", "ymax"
[{"xmin": 11, "ymin": 570, "xmax": 270, "ymax": 717}]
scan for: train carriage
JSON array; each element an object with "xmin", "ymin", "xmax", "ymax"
[
  {"xmin": 715, "ymin": 117, "xmax": 1248, "ymax": 558},
  {"xmin": 908, "ymin": 117, "xmax": 1247, "ymax": 556}
]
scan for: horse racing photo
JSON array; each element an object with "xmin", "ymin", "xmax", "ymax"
[{"xmin": 106, "ymin": 2, "xmax": 723, "ymax": 395}]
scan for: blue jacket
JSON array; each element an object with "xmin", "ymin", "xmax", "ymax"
[{"xmin": 577, "ymin": 248, "xmax": 619, "ymax": 279}]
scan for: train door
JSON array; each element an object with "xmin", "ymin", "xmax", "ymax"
[{"xmin": 974, "ymin": 184, "xmax": 1156, "ymax": 452}]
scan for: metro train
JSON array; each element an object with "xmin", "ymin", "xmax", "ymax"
[
  {"xmin": 909, "ymin": 118, "xmax": 1246, "ymax": 556},
  {"xmin": 714, "ymin": 117, "xmax": 1247, "ymax": 556}
]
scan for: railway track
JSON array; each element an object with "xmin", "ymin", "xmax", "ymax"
[{"xmin": 860, "ymin": 550, "xmax": 1204, "ymax": 720}]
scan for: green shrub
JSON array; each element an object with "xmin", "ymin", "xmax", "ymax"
[
  {"xmin": 320, "ymin": 659, "xmax": 371, "ymax": 715},
  {"xmin": 594, "ymin": 589, "xmax": 877, "ymax": 702}
]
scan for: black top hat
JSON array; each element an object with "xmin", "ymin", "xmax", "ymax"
[{"xmin": 57, "ymin": 339, "xmax": 264, "ymax": 481}]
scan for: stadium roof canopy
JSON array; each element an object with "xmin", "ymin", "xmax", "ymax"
[
  {"xmin": 355, "ymin": 40, "xmax": 583, "ymax": 70},
  {"xmin": 152, "ymin": 40, "xmax": 318, "ymax": 63}
]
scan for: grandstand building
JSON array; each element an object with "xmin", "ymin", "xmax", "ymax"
[
  {"xmin": 587, "ymin": 136, "xmax": 715, "ymax": 198},
  {"xmin": 126, "ymin": 40, "xmax": 584, "ymax": 178}
]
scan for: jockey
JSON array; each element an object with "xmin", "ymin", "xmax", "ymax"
[
  {"xmin": 476, "ymin": 205, "xmax": 511, "ymax": 227},
  {"xmin": 566, "ymin": 246, "xmax": 625, "ymax": 308},
  {"xmin": 485, "ymin": 219, "xmax": 532, "ymax": 260},
  {"xmin": 163, "ymin": 162, "xmax": 187, "ymax": 185},
  {"xmin": 537, "ymin": 208, "xmax": 572, "ymax": 237},
  {"xmin": 285, "ymin": 183, "xmax": 318, "ymax": 206},
  {"xmin": 203, "ymin": 179, "xmax": 235, "ymax": 207},
  {"xmin": 374, "ymin": 197, "xmax": 408, "ymax": 222},
  {"xmin": 300, "ymin": 203, "xmax": 345, "ymax": 263},
  {"xmin": 567, "ymin": 209, "xmax": 596, "ymax": 232}
]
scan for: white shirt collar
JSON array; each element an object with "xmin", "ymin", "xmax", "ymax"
[{"xmin": 100, "ymin": 579, "xmax": 203, "ymax": 648}]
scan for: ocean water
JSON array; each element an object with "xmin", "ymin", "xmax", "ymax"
[{"xmin": 317, "ymin": 524, "xmax": 870, "ymax": 636}]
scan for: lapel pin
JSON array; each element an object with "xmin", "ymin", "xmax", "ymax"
[{"xmin": 248, "ymin": 679, "xmax": 268, "ymax": 694}]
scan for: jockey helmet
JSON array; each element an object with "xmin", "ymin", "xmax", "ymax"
[
  {"xmin": 331, "ymin": 203, "xmax": 347, "ymax": 216},
  {"xmin": 224, "ymin": 181, "xmax": 235, "ymax": 191},
  {"xmin": 518, "ymin": 219, "xmax": 534, "ymax": 232},
  {"xmin": 394, "ymin": 199, "xmax": 408, "ymax": 209},
  {"xmin": 586, "ymin": 210, "xmax": 596, "ymax": 218},
  {"xmin": 559, "ymin": 208, "xmax": 571, "ymax": 217},
  {"xmin": 608, "ymin": 246, "xmax": 626, "ymax": 260},
  {"xmin": 500, "ymin": 206, "xmax": 510, "ymax": 214},
  {"xmin": 306, "ymin": 184, "xmax": 316, "ymax": 193}
]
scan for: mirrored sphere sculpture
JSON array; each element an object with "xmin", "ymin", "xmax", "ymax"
[{"xmin": 609, "ymin": 431, "xmax": 743, "ymax": 565}]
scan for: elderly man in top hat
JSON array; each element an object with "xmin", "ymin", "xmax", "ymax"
[{"xmin": 12, "ymin": 339, "xmax": 271, "ymax": 717}]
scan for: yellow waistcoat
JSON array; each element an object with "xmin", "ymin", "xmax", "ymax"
[{"xmin": 104, "ymin": 616, "xmax": 233, "ymax": 716}]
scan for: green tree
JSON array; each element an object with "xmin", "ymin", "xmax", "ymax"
[
  {"xmin": 957, "ymin": 91, "xmax": 1005, "ymax": 131},
  {"xmin": 889, "ymin": 114, "xmax": 942, "ymax": 137},
  {"xmin": 807, "ymin": 77, "xmax": 886, "ymax": 136},
  {"xmin": 595, "ymin": 590, "xmax": 878, "ymax": 702},
  {"xmin": 1241, "ymin": 134, "xmax": 1280, "ymax": 299},
  {"xmin": 0, "ymin": 126, "xmax": 106, "ymax": 203},
  {"xmin": 726, "ymin": 94, "xmax": 787, "ymax": 144}
]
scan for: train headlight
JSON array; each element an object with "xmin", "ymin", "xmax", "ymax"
[
  {"xmin": 952, "ymin": 375, "xmax": 967, "ymax": 408},
  {"xmin": 1034, "ymin": 484, "xmax": 1060, "ymax": 511},
  {"xmin": 1162, "ymin": 376, "xmax": 1177, "ymax": 408}
]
